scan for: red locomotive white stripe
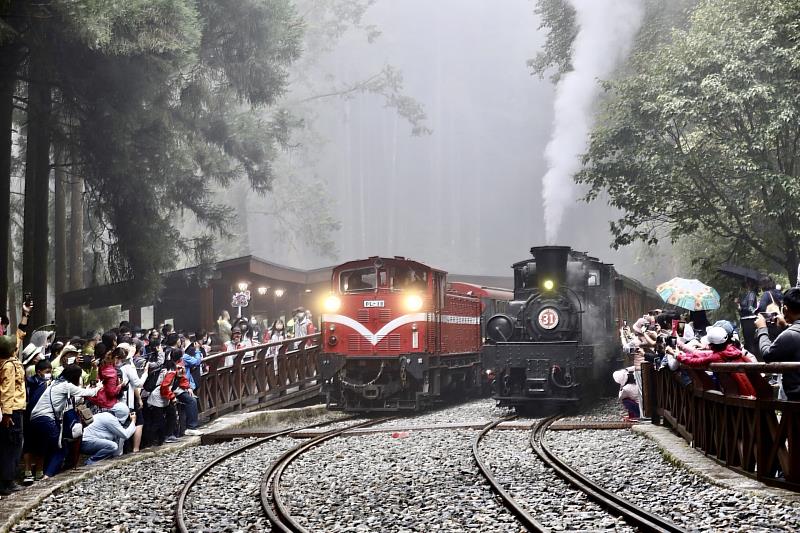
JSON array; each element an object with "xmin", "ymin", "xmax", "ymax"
[{"xmin": 323, "ymin": 313, "xmax": 426, "ymax": 346}]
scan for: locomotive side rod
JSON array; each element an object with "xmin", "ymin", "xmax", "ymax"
[
  {"xmin": 530, "ymin": 416, "xmax": 687, "ymax": 533},
  {"xmin": 473, "ymin": 417, "xmax": 551, "ymax": 533}
]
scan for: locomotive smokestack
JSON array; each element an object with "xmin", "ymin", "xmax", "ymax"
[{"xmin": 531, "ymin": 246, "xmax": 571, "ymax": 291}]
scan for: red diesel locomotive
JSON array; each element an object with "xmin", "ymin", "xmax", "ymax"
[{"xmin": 318, "ymin": 256, "xmax": 493, "ymax": 411}]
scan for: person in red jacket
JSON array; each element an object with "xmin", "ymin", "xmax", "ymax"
[
  {"xmin": 676, "ymin": 325, "xmax": 756, "ymax": 397},
  {"xmin": 93, "ymin": 344, "xmax": 127, "ymax": 410}
]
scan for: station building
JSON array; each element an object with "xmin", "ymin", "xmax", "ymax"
[{"xmin": 59, "ymin": 255, "xmax": 511, "ymax": 336}]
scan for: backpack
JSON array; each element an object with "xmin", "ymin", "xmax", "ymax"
[
  {"xmin": 61, "ymin": 400, "xmax": 83, "ymax": 442},
  {"xmin": 143, "ymin": 366, "xmax": 163, "ymax": 393}
]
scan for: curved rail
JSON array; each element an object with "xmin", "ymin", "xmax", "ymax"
[
  {"xmin": 530, "ymin": 416, "xmax": 687, "ymax": 533},
  {"xmin": 473, "ymin": 417, "xmax": 550, "ymax": 533},
  {"xmin": 261, "ymin": 417, "xmax": 396, "ymax": 533},
  {"xmin": 174, "ymin": 417, "xmax": 353, "ymax": 533}
]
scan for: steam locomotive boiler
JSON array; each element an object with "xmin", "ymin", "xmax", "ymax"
[{"xmin": 482, "ymin": 245, "xmax": 655, "ymax": 411}]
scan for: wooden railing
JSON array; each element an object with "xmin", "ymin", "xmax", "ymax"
[
  {"xmin": 195, "ymin": 333, "xmax": 322, "ymax": 419},
  {"xmin": 651, "ymin": 361, "xmax": 800, "ymax": 490}
]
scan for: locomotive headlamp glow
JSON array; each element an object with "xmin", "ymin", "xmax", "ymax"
[
  {"xmin": 404, "ymin": 294, "xmax": 424, "ymax": 312},
  {"xmin": 543, "ymin": 279, "xmax": 555, "ymax": 291},
  {"xmin": 324, "ymin": 295, "xmax": 341, "ymax": 312}
]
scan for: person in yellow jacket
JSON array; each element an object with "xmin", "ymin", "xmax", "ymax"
[{"xmin": 0, "ymin": 301, "xmax": 30, "ymax": 495}]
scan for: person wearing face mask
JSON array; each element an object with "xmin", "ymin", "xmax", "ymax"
[
  {"xmin": 266, "ymin": 320, "xmax": 285, "ymax": 375},
  {"xmin": 223, "ymin": 327, "xmax": 250, "ymax": 367},
  {"xmin": 22, "ymin": 360, "xmax": 51, "ymax": 484}
]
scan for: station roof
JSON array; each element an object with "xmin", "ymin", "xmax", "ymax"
[{"xmin": 61, "ymin": 255, "xmax": 514, "ymax": 309}]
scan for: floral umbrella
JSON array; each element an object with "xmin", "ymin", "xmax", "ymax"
[{"xmin": 656, "ymin": 277, "xmax": 721, "ymax": 311}]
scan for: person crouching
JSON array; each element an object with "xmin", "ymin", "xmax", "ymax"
[
  {"xmin": 613, "ymin": 367, "xmax": 640, "ymax": 421},
  {"xmin": 80, "ymin": 403, "xmax": 135, "ymax": 465}
]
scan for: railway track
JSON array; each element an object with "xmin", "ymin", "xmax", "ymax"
[
  {"xmin": 260, "ymin": 417, "xmax": 397, "ymax": 533},
  {"xmin": 174, "ymin": 417, "xmax": 355, "ymax": 533},
  {"xmin": 473, "ymin": 416, "xmax": 550, "ymax": 532},
  {"xmin": 529, "ymin": 416, "xmax": 686, "ymax": 533},
  {"xmin": 474, "ymin": 415, "xmax": 687, "ymax": 533}
]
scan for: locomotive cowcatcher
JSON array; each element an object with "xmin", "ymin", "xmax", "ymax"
[
  {"xmin": 482, "ymin": 246, "xmax": 662, "ymax": 412},
  {"xmin": 318, "ymin": 257, "xmax": 483, "ymax": 411}
]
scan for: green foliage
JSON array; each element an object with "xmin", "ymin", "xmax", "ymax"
[
  {"xmin": 578, "ymin": 0, "xmax": 800, "ymax": 279},
  {"xmin": 2, "ymin": 0, "xmax": 305, "ymax": 302},
  {"xmin": 528, "ymin": 0, "xmax": 576, "ymax": 83},
  {"xmin": 529, "ymin": 0, "xmax": 698, "ymax": 83}
]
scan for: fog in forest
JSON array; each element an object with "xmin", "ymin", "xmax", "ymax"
[{"xmin": 246, "ymin": 0, "xmax": 670, "ymax": 284}]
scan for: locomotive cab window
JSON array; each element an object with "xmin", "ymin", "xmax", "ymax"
[
  {"xmin": 587, "ymin": 269, "xmax": 600, "ymax": 287},
  {"xmin": 393, "ymin": 266, "xmax": 428, "ymax": 292},
  {"xmin": 340, "ymin": 268, "xmax": 377, "ymax": 293}
]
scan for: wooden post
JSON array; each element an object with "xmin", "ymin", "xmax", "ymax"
[{"xmin": 640, "ymin": 361, "xmax": 659, "ymax": 423}]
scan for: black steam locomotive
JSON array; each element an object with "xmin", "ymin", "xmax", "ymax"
[{"xmin": 481, "ymin": 245, "xmax": 660, "ymax": 411}]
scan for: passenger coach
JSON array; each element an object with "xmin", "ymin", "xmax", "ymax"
[{"xmin": 318, "ymin": 257, "xmax": 486, "ymax": 411}]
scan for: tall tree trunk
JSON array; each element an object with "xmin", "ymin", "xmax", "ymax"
[
  {"xmin": 68, "ymin": 163, "xmax": 85, "ymax": 335},
  {"xmin": 54, "ymin": 145, "xmax": 66, "ymax": 329},
  {"xmin": 22, "ymin": 57, "xmax": 52, "ymax": 330},
  {"xmin": 7, "ymin": 237, "xmax": 17, "ymax": 330},
  {"xmin": 68, "ymin": 173, "xmax": 84, "ymax": 291},
  {"xmin": 0, "ymin": 46, "xmax": 19, "ymax": 317}
]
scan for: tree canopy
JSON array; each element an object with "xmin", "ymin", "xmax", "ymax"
[
  {"xmin": 577, "ymin": 0, "xmax": 800, "ymax": 279},
  {"xmin": 1, "ymin": 0, "xmax": 304, "ymax": 317}
]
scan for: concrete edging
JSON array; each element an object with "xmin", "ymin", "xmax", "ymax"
[
  {"xmin": 0, "ymin": 403, "xmax": 330, "ymax": 533},
  {"xmin": 632, "ymin": 423, "xmax": 800, "ymax": 503}
]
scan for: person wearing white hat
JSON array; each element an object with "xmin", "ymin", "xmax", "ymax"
[
  {"xmin": 676, "ymin": 326, "xmax": 756, "ymax": 397},
  {"xmin": 612, "ymin": 367, "xmax": 640, "ymax": 421},
  {"xmin": 50, "ymin": 343, "xmax": 82, "ymax": 381},
  {"xmin": 21, "ymin": 344, "xmax": 43, "ymax": 378}
]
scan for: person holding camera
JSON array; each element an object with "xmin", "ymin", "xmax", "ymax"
[
  {"xmin": 756, "ymin": 287, "xmax": 800, "ymax": 401},
  {"xmin": 676, "ymin": 326, "xmax": 756, "ymax": 397}
]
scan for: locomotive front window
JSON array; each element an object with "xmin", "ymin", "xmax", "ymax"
[
  {"xmin": 340, "ymin": 268, "xmax": 377, "ymax": 293},
  {"xmin": 392, "ymin": 266, "xmax": 428, "ymax": 292},
  {"xmin": 587, "ymin": 269, "xmax": 600, "ymax": 287}
]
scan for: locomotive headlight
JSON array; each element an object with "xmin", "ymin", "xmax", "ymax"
[
  {"xmin": 324, "ymin": 295, "xmax": 341, "ymax": 312},
  {"xmin": 404, "ymin": 294, "xmax": 424, "ymax": 312},
  {"xmin": 543, "ymin": 279, "xmax": 555, "ymax": 291}
]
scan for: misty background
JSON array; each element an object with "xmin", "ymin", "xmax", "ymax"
[{"xmin": 242, "ymin": 0, "xmax": 672, "ymax": 284}]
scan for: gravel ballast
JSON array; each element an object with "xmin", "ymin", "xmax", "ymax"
[
  {"xmin": 12, "ymin": 438, "xmax": 246, "ymax": 533},
  {"xmin": 547, "ymin": 428, "xmax": 800, "ymax": 532},
  {"xmin": 183, "ymin": 437, "xmax": 299, "ymax": 532},
  {"xmin": 281, "ymin": 428, "xmax": 523, "ymax": 532},
  {"xmin": 479, "ymin": 428, "xmax": 634, "ymax": 532}
]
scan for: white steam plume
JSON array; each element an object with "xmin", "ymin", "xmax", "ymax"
[{"xmin": 542, "ymin": 0, "xmax": 644, "ymax": 244}]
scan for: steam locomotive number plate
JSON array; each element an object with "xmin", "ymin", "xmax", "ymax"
[
  {"xmin": 538, "ymin": 307, "xmax": 559, "ymax": 330},
  {"xmin": 363, "ymin": 300, "xmax": 385, "ymax": 308}
]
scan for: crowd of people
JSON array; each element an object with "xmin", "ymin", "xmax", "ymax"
[
  {"xmin": 0, "ymin": 301, "xmax": 216, "ymax": 495},
  {"xmin": 614, "ymin": 285, "xmax": 800, "ymax": 421},
  {"xmin": 217, "ymin": 307, "xmax": 317, "ymax": 367},
  {"xmin": 0, "ymin": 300, "xmax": 322, "ymax": 496}
]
